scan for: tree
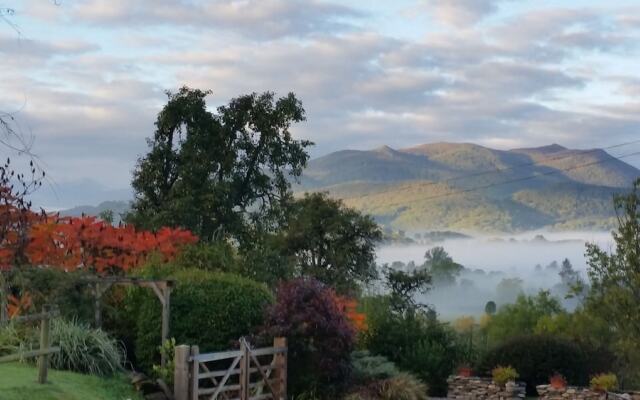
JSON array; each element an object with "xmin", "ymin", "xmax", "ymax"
[
  {"xmin": 262, "ymin": 278, "xmax": 355, "ymax": 398},
  {"xmin": 585, "ymin": 178, "xmax": 640, "ymax": 385},
  {"xmin": 558, "ymin": 258, "xmax": 579, "ymax": 286},
  {"xmin": 128, "ymin": 87, "xmax": 312, "ymax": 241},
  {"xmin": 484, "ymin": 300, "xmax": 497, "ymax": 315},
  {"xmin": 495, "ymin": 277, "xmax": 524, "ymax": 304},
  {"xmin": 422, "ymin": 247, "xmax": 463, "ymax": 286},
  {"xmin": 278, "ymin": 192, "xmax": 382, "ymax": 293},
  {"xmin": 382, "ymin": 264, "xmax": 432, "ymax": 313}
]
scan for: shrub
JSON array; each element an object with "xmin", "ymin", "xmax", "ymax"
[
  {"xmin": 362, "ymin": 296, "xmax": 461, "ymax": 396},
  {"xmin": 549, "ymin": 373, "xmax": 567, "ymax": 389},
  {"xmin": 49, "ymin": 318, "xmax": 125, "ymax": 376},
  {"xmin": 262, "ymin": 278, "xmax": 356, "ymax": 399},
  {"xmin": 377, "ymin": 373, "xmax": 429, "ymax": 400},
  {"xmin": 478, "ymin": 334, "xmax": 613, "ymax": 395},
  {"xmin": 351, "ymin": 351, "xmax": 400, "ymax": 383},
  {"xmin": 344, "ymin": 373, "xmax": 429, "ymax": 400},
  {"xmin": 492, "ymin": 366, "xmax": 519, "ymax": 386},
  {"xmin": 133, "ymin": 269, "xmax": 273, "ymax": 370},
  {"xmin": 0, "ymin": 323, "xmax": 23, "ymax": 356},
  {"xmin": 590, "ymin": 373, "xmax": 618, "ymax": 392}
]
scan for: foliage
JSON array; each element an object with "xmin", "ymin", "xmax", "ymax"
[
  {"xmin": 351, "ymin": 350, "xmax": 400, "ymax": 382},
  {"xmin": 495, "ymin": 277, "xmax": 524, "ymax": 304},
  {"xmin": 479, "ymin": 334, "xmax": 612, "ymax": 394},
  {"xmin": 277, "ymin": 193, "xmax": 382, "ymax": 294},
  {"xmin": 549, "ymin": 373, "xmax": 567, "ymax": 389},
  {"xmin": 590, "ymin": 373, "xmax": 618, "ymax": 392},
  {"xmin": 25, "ymin": 215, "xmax": 197, "ymax": 273},
  {"xmin": 484, "ymin": 301, "xmax": 496, "ymax": 315},
  {"xmin": 262, "ymin": 278, "xmax": 356, "ymax": 398},
  {"xmin": 0, "ymin": 157, "xmax": 44, "ymax": 268},
  {"xmin": 422, "ymin": 247, "xmax": 463, "ymax": 287},
  {"xmin": 491, "ymin": 366, "xmax": 519, "ymax": 386},
  {"xmin": 376, "ymin": 373, "xmax": 429, "ymax": 400},
  {"xmin": 585, "ymin": 178, "xmax": 640, "ymax": 385},
  {"xmin": 0, "ymin": 362, "xmax": 142, "ymax": 400},
  {"xmin": 0, "ymin": 322, "xmax": 23, "ymax": 356},
  {"xmin": 49, "ymin": 318, "xmax": 125, "ymax": 376},
  {"xmin": 4, "ymin": 268, "xmax": 94, "ymax": 321},
  {"xmin": 361, "ymin": 296, "xmax": 460, "ymax": 396},
  {"xmin": 133, "ymin": 269, "xmax": 273, "ymax": 371},
  {"xmin": 152, "ymin": 338, "xmax": 176, "ymax": 385},
  {"xmin": 128, "ymin": 87, "xmax": 312, "ymax": 242},
  {"xmin": 484, "ymin": 291, "xmax": 563, "ymax": 344},
  {"xmin": 344, "ymin": 373, "xmax": 429, "ymax": 400},
  {"xmin": 382, "ymin": 264, "xmax": 431, "ymax": 313}
]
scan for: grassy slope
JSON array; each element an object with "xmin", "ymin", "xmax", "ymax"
[{"xmin": 0, "ymin": 363, "xmax": 141, "ymax": 400}]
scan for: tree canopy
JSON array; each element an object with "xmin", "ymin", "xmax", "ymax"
[
  {"xmin": 278, "ymin": 192, "xmax": 382, "ymax": 294},
  {"xmin": 128, "ymin": 87, "xmax": 312, "ymax": 241}
]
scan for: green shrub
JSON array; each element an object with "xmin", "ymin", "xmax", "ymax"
[
  {"xmin": 492, "ymin": 366, "xmax": 519, "ymax": 386},
  {"xmin": 351, "ymin": 351, "xmax": 400, "ymax": 382},
  {"xmin": 362, "ymin": 296, "xmax": 461, "ymax": 397},
  {"xmin": 478, "ymin": 334, "xmax": 613, "ymax": 395},
  {"xmin": 0, "ymin": 323, "xmax": 24, "ymax": 356},
  {"xmin": 133, "ymin": 269, "xmax": 273, "ymax": 370},
  {"xmin": 50, "ymin": 318, "xmax": 125, "ymax": 376},
  {"xmin": 590, "ymin": 373, "xmax": 618, "ymax": 392}
]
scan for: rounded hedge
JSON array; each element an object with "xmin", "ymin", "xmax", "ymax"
[
  {"xmin": 134, "ymin": 269, "xmax": 273, "ymax": 370},
  {"xmin": 478, "ymin": 334, "xmax": 614, "ymax": 395}
]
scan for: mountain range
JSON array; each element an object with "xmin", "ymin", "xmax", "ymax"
[
  {"xmin": 53, "ymin": 142, "xmax": 640, "ymax": 234},
  {"xmin": 295, "ymin": 142, "xmax": 640, "ymax": 233}
]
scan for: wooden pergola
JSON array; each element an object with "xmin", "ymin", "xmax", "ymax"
[
  {"xmin": 88, "ymin": 277, "xmax": 174, "ymax": 366},
  {"xmin": 1, "ymin": 273, "xmax": 174, "ymax": 367}
]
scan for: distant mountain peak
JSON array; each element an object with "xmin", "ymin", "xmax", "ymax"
[{"xmin": 513, "ymin": 143, "xmax": 568, "ymax": 154}]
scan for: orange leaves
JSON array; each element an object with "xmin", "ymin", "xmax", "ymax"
[
  {"xmin": 335, "ymin": 295, "xmax": 368, "ymax": 332},
  {"xmin": 1, "ymin": 212, "xmax": 198, "ymax": 274},
  {"xmin": 7, "ymin": 292, "xmax": 32, "ymax": 318}
]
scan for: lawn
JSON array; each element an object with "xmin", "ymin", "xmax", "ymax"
[{"xmin": 0, "ymin": 362, "xmax": 142, "ymax": 400}]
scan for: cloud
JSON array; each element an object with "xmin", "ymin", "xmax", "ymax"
[
  {"xmin": 67, "ymin": 0, "xmax": 362, "ymax": 39},
  {"xmin": 422, "ymin": 0, "xmax": 506, "ymax": 27},
  {"xmin": 3, "ymin": 1, "xmax": 640, "ymax": 198}
]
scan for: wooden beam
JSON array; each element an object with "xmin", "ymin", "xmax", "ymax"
[{"xmin": 0, "ymin": 347, "xmax": 60, "ymax": 363}]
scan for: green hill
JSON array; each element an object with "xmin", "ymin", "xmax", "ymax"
[{"xmin": 297, "ymin": 142, "xmax": 640, "ymax": 233}]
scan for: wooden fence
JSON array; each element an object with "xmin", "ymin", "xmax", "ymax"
[
  {"xmin": 174, "ymin": 337, "xmax": 287, "ymax": 400},
  {"xmin": 0, "ymin": 305, "xmax": 60, "ymax": 383}
]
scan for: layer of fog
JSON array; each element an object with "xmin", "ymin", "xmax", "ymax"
[{"xmin": 374, "ymin": 231, "xmax": 614, "ymax": 320}]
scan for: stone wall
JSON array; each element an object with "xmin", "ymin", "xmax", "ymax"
[
  {"xmin": 537, "ymin": 386, "xmax": 640, "ymax": 400},
  {"xmin": 447, "ymin": 376, "xmax": 526, "ymax": 399}
]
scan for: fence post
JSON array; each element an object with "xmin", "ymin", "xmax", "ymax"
[
  {"xmin": 240, "ymin": 339, "xmax": 250, "ymax": 400},
  {"xmin": 273, "ymin": 337, "xmax": 287, "ymax": 400},
  {"xmin": 190, "ymin": 345, "xmax": 199, "ymax": 400},
  {"xmin": 0, "ymin": 273, "xmax": 8, "ymax": 323},
  {"xmin": 174, "ymin": 345, "xmax": 190, "ymax": 400},
  {"xmin": 37, "ymin": 305, "xmax": 51, "ymax": 384}
]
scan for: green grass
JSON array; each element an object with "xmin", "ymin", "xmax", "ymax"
[{"xmin": 0, "ymin": 363, "xmax": 142, "ymax": 400}]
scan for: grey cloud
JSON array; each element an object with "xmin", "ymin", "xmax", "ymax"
[
  {"xmin": 422, "ymin": 0, "xmax": 508, "ymax": 27},
  {"xmin": 68, "ymin": 0, "xmax": 363, "ymax": 39}
]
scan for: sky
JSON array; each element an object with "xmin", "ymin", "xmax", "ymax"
[{"xmin": 1, "ymin": 0, "xmax": 640, "ymax": 200}]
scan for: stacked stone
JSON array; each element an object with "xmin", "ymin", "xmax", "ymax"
[
  {"xmin": 447, "ymin": 376, "xmax": 526, "ymax": 399},
  {"xmin": 536, "ymin": 385, "xmax": 605, "ymax": 400},
  {"xmin": 536, "ymin": 386, "xmax": 640, "ymax": 400}
]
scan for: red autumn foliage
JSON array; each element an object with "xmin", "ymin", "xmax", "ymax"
[
  {"xmin": 1, "ymin": 185, "xmax": 198, "ymax": 273},
  {"xmin": 549, "ymin": 373, "xmax": 567, "ymax": 389},
  {"xmin": 334, "ymin": 295, "xmax": 368, "ymax": 332}
]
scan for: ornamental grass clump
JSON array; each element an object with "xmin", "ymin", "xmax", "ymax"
[
  {"xmin": 49, "ymin": 318, "xmax": 125, "ymax": 376},
  {"xmin": 590, "ymin": 373, "xmax": 618, "ymax": 392},
  {"xmin": 492, "ymin": 366, "xmax": 519, "ymax": 386}
]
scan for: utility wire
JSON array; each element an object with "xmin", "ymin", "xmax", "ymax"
[{"xmin": 417, "ymin": 150, "xmax": 640, "ymax": 202}]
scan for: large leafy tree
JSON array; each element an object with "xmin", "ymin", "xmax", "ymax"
[
  {"xmin": 128, "ymin": 87, "xmax": 312, "ymax": 241},
  {"xmin": 279, "ymin": 192, "xmax": 382, "ymax": 294},
  {"xmin": 585, "ymin": 177, "xmax": 640, "ymax": 385},
  {"xmin": 422, "ymin": 246, "xmax": 463, "ymax": 286}
]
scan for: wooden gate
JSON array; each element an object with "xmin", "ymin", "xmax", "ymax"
[{"xmin": 174, "ymin": 337, "xmax": 287, "ymax": 400}]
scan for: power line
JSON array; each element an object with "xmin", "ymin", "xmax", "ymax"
[
  {"xmin": 416, "ymin": 139, "xmax": 640, "ymax": 189},
  {"xmin": 418, "ymin": 150, "xmax": 640, "ymax": 202}
]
